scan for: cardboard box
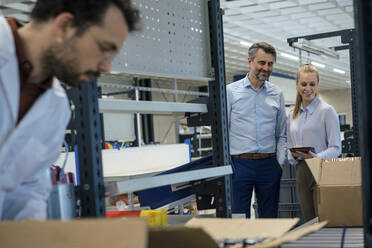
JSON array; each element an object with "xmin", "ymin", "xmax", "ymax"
[
  {"xmin": 0, "ymin": 217, "xmax": 326, "ymax": 248},
  {"xmin": 183, "ymin": 218, "xmax": 326, "ymax": 248},
  {"xmin": 303, "ymin": 157, "xmax": 363, "ymax": 227},
  {"xmin": 0, "ymin": 218, "xmax": 148, "ymax": 248}
]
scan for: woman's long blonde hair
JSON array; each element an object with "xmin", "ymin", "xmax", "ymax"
[{"xmin": 292, "ymin": 63, "xmax": 319, "ymax": 119}]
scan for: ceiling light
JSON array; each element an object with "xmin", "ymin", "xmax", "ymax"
[
  {"xmin": 280, "ymin": 52, "xmax": 299, "ymax": 61},
  {"xmin": 240, "ymin": 41, "xmax": 252, "ymax": 47},
  {"xmin": 290, "ymin": 38, "xmax": 339, "ymax": 59},
  {"xmin": 311, "ymin": 61, "xmax": 325, "ymax": 68},
  {"xmin": 333, "ymin": 68, "xmax": 345, "ymax": 74}
]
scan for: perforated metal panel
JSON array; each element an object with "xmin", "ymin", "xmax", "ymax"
[{"xmin": 112, "ymin": 0, "xmax": 212, "ymax": 80}]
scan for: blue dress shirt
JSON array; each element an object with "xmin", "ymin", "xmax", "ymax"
[
  {"xmin": 226, "ymin": 75, "xmax": 287, "ymax": 165},
  {"xmin": 287, "ymin": 97, "xmax": 341, "ymax": 165}
]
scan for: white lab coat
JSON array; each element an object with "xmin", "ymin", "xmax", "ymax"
[{"xmin": 0, "ymin": 17, "xmax": 71, "ymax": 220}]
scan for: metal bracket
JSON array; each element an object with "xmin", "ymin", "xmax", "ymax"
[{"xmin": 287, "ymin": 29, "xmax": 355, "ymax": 46}]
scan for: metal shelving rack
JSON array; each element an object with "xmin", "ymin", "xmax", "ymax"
[
  {"xmin": 68, "ymin": 81, "xmax": 106, "ymax": 217},
  {"xmin": 192, "ymin": 0, "xmax": 232, "ymax": 217},
  {"xmin": 353, "ymin": 0, "xmax": 372, "ymax": 247},
  {"xmin": 68, "ymin": 0, "xmax": 232, "ymax": 218}
]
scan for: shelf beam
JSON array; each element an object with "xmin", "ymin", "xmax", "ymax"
[
  {"xmin": 99, "ymin": 98, "xmax": 207, "ymax": 114},
  {"xmin": 111, "ymin": 165, "xmax": 232, "ymax": 194}
]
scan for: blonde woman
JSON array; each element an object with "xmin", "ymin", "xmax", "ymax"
[{"xmin": 287, "ymin": 64, "xmax": 341, "ymax": 221}]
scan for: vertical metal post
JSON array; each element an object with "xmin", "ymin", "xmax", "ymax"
[
  {"xmin": 139, "ymin": 78, "xmax": 155, "ymax": 144},
  {"xmin": 132, "ymin": 78, "xmax": 139, "ymax": 147},
  {"xmin": 135, "ymin": 88, "xmax": 142, "ymax": 147},
  {"xmin": 69, "ymin": 80, "xmax": 105, "ymax": 217},
  {"xmin": 353, "ymin": 0, "xmax": 372, "ymax": 245},
  {"xmin": 97, "ymin": 86, "xmax": 106, "ymax": 149},
  {"xmin": 208, "ymin": 0, "xmax": 232, "ymax": 218},
  {"xmin": 173, "ymin": 78, "xmax": 180, "ymax": 143},
  {"xmin": 348, "ymin": 30, "xmax": 360, "ymax": 156}
]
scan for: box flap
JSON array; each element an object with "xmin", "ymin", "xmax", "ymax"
[
  {"xmin": 185, "ymin": 218, "xmax": 298, "ymax": 239},
  {"xmin": 149, "ymin": 226, "xmax": 218, "ymax": 248},
  {"xmin": 252, "ymin": 221, "xmax": 327, "ymax": 248},
  {"xmin": 304, "ymin": 158, "xmax": 323, "ymax": 184},
  {"xmin": 0, "ymin": 218, "xmax": 147, "ymax": 248},
  {"xmin": 319, "ymin": 157, "xmax": 361, "ymax": 185}
]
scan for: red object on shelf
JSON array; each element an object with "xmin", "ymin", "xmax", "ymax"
[
  {"xmin": 106, "ymin": 210, "xmax": 141, "ymax": 218},
  {"xmin": 50, "ymin": 166, "xmax": 76, "ymax": 185},
  {"xmin": 105, "ymin": 142, "xmax": 110, "ymax": 149}
]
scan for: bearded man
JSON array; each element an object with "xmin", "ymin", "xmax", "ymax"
[
  {"xmin": 0, "ymin": 0, "xmax": 139, "ymax": 220},
  {"xmin": 226, "ymin": 42, "xmax": 287, "ymax": 218}
]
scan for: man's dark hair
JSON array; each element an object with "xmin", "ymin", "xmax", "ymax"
[
  {"xmin": 248, "ymin": 42, "xmax": 276, "ymax": 62},
  {"xmin": 30, "ymin": 0, "xmax": 140, "ymax": 33}
]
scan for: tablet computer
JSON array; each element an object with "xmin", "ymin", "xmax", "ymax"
[{"xmin": 289, "ymin": 147, "xmax": 315, "ymax": 153}]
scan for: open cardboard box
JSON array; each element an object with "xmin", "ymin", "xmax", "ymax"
[
  {"xmin": 303, "ymin": 157, "xmax": 363, "ymax": 227},
  {"xmin": 0, "ymin": 217, "xmax": 326, "ymax": 248},
  {"xmin": 182, "ymin": 217, "xmax": 327, "ymax": 248},
  {"xmin": 0, "ymin": 218, "xmax": 148, "ymax": 248}
]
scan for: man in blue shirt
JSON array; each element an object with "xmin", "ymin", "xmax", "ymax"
[{"xmin": 226, "ymin": 42, "xmax": 286, "ymax": 218}]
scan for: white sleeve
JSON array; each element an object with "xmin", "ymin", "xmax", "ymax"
[
  {"xmin": 286, "ymin": 112, "xmax": 298, "ymax": 166},
  {"xmin": 2, "ymin": 169, "xmax": 52, "ymax": 220}
]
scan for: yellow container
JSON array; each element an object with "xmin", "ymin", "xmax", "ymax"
[{"xmin": 140, "ymin": 210, "xmax": 167, "ymax": 227}]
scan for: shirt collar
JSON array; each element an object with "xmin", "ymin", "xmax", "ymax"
[
  {"xmin": 243, "ymin": 74, "xmax": 267, "ymax": 90},
  {"xmin": 301, "ymin": 96, "xmax": 320, "ymax": 114},
  {"xmin": 6, "ymin": 17, "xmax": 53, "ymax": 89}
]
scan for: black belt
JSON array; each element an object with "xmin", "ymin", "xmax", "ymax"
[{"xmin": 231, "ymin": 153, "xmax": 276, "ymax": 160}]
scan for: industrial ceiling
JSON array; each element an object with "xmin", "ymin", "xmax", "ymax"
[{"xmin": 221, "ymin": 0, "xmax": 354, "ymax": 90}]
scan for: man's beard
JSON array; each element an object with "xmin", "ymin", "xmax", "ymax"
[
  {"xmin": 254, "ymin": 70, "xmax": 270, "ymax": 82},
  {"xmin": 41, "ymin": 42, "xmax": 100, "ymax": 87}
]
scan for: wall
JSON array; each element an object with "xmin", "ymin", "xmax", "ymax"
[
  {"xmin": 270, "ymin": 75, "xmax": 297, "ymax": 105},
  {"xmin": 319, "ymin": 88, "xmax": 353, "ymax": 126}
]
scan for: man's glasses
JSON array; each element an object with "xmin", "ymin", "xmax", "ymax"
[{"xmin": 87, "ymin": 30, "xmax": 118, "ymax": 65}]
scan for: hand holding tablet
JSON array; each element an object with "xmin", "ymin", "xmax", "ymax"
[{"xmin": 289, "ymin": 147, "xmax": 315, "ymax": 153}]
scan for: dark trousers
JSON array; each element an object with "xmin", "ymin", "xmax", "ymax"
[
  {"xmin": 231, "ymin": 156, "xmax": 282, "ymax": 218},
  {"xmin": 295, "ymin": 160, "xmax": 317, "ymax": 222}
]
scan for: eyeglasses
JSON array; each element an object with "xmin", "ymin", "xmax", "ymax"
[
  {"xmin": 87, "ymin": 30, "xmax": 118, "ymax": 65},
  {"xmin": 101, "ymin": 50, "xmax": 117, "ymax": 65}
]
